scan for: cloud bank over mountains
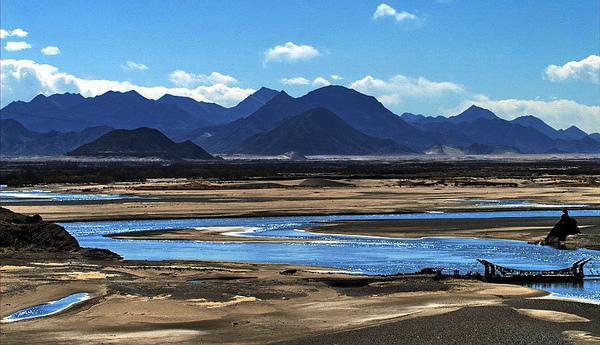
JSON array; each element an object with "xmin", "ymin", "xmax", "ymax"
[
  {"xmin": 2, "ymin": 57, "xmax": 598, "ymax": 133},
  {"xmin": 1, "ymin": 59, "xmax": 255, "ymax": 108}
]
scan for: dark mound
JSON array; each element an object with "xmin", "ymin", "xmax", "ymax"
[
  {"xmin": 234, "ymin": 107, "xmax": 415, "ymax": 155},
  {"xmin": 0, "ymin": 207, "xmax": 80, "ymax": 251},
  {"xmin": 543, "ymin": 210, "xmax": 581, "ymax": 245},
  {"xmin": 0, "ymin": 207, "xmax": 120, "ymax": 259},
  {"xmin": 67, "ymin": 127, "xmax": 217, "ymax": 161}
]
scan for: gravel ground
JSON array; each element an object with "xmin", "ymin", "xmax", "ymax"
[{"xmin": 275, "ymin": 299, "xmax": 600, "ymax": 345}]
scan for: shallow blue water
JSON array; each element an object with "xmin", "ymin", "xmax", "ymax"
[
  {"xmin": 60, "ymin": 210, "xmax": 600, "ymax": 302},
  {"xmin": 3, "ymin": 293, "xmax": 89, "ymax": 322},
  {"xmin": 0, "ymin": 190, "xmax": 151, "ymax": 202}
]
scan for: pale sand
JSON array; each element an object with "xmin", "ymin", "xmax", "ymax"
[
  {"xmin": 2, "ymin": 259, "xmax": 562, "ymax": 345},
  {"xmin": 3, "ymin": 178, "xmax": 598, "ymax": 222},
  {"xmin": 2, "ymin": 177, "xmax": 599, "ymax": 344}
]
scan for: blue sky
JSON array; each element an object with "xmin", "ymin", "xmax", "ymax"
[{"xmin": 2, "ymin": 1, "xmax": 599, "ymax": 133}]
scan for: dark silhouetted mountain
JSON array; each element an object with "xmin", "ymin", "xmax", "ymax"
[
  {"xmin": 511, "ymin": 116, "xmax": 589, "ymax": 141},
  {"xmin": 67, "ymin": 90, "xmax": 212, "ymax": 136},
  {"xmin": 459, "ymin": 118, "xmax": 555, "ymax": 153},
  {"xmin": 156, "ymin": 87, "xmax": 279, "ymax": 126},
  {"xmin": 1, "ymin": 91, "xmax": 211, "ymax": 137},
  {"xmin": 510, "ymin": 115, "xmax": 560, "ymax": 139},
  {"xmin": 403, "ymin": 106, "xmax": 598, "ymax": 153},
  {"xmin": 224, "ymin": 87, "xmax": 280, "ymax": 122},
  {"xmin": 556, "ymin": 126, "xmax": 589, "ymax": 140},
  {"xmin": 180, "ymin": 91, "xmax": 309, "ymax": 153},
  {"xmin": 549, "ymin": 137, "xmax": 600, "ymax": 154},
  {"xmin": 231, "ymin": 107, "xmax": 415, "ymax": 155},
  {"xmin": 3, "ymin": 88, "xmax": 597, "ymax": 156},
  {"xmin": 401, "ymin": 105, "xmax": 500, "ymax": 126},
  {"xmin": 298, "ymin": 86, "xmax": 431, "ymax": 149},
  {"xmin": 47, "ymin": 93, "xmax": 87, "ymax": 108},
  {"xmin": 156, "ymin": 94, "xmax": 225, "ymax": 125},
  {"xmin": 0, "ymin": 119, "xmax": 113, "ymax": 157},
  {"xmin": 67, "ymin": 127, "xmax": 217, "ymax": 160},
  {"xmin": 448, "ymin": 105, "xmax": 501, "ymax": 123}
]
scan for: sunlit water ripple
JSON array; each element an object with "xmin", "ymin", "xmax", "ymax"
[{"xmin": 60, "ymin": 210, "xmax": 600, "ymax": 302}]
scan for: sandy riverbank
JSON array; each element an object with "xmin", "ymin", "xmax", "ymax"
[
  {"xmin": 3, "ymin": 256, "xmax": 599, "ymax": 345},
  {"xmin": 2, "ymin": 176, "xmax": 600, "ymax": 344},
  {"xmin": 2, "ymin": 177, "xmax": 598, "ymax": 222}
]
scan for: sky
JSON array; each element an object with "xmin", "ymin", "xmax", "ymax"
[{"xmin": 1, "ymin": 0, "xmax": 599, "ymax": 133}]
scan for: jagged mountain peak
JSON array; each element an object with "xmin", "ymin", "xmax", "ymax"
[{"xmin": 451, "ymin": 105, "xmax": 501, "ymax": 123}]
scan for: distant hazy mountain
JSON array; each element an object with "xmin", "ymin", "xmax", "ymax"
[
  {"xmin": 156, "ymin": 94, "xmax": 226, "ymax": 125},
  {"xmin": 2, "ymin": 86, "xmax": 598, "ymax": 157},
  {"xmin": 156, "ymin": 87, "xmax": 279, "ymax": 125},
  {"xmin": 223, "ymin": 87, "xmax": 280, "ymax": 122},
  {"xmin": 180, "ymin": 91, "xmax": 310, "ymax": 153},
  {"xmin": 401, "ymin": 105, "xmax": 500, "ymax": 125},
  {"xmin": 402, "ymin": 106, "xmax": 598, "ymax": 154},
  {"xmin": 0, "ymin": 119, "xmax": 113, "ymax": 157},
  {"xmin": 1, "ymin": 91, "xmax": 212, "ymax": 137},
  {"xmin": 511, "ymin": 116, "xmax": 589, "ymax": 141},
  {"xmin": 66, "ymin": 127, "xmax": 217, "ymax": 160},
  {"xmin": 1, "ymin": 88, "xmax": 279, "ymax": 138},
  {"xmin": 298, "ymin": 86, "xmax": 432, "ymax": 149},
  {"xmin": 231, "ymin": 107, "xmax": 415, "ymax": 155}
]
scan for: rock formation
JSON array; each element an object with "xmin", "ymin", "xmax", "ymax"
[
  {"xmin": 542, "ymin": 209, "xmax": 581, "ymax": 245},
  {"xmin": 0, "ymin": 207, "xmax": 120, "ymax": 259}
]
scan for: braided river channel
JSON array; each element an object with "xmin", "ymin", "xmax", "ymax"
[{"xmin": 60, "ymin": 209, "xmax": 600, "ymax": 302}]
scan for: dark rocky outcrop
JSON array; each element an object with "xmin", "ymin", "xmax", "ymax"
[
  {"xmin": 0, "ymin": 207, "xmax": 120, "ymax": 259},
  {"xmin": 542, "ymin": 210, "xmax": 581, "ymax": 245},
  {"xmin": 0, "ymin": 207, "xmax": 80, "ymax": 251}
]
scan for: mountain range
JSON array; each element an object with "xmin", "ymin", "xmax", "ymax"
[{"xmin": 1, "ymin": 85, "xmax": 598, "ymax": 158}]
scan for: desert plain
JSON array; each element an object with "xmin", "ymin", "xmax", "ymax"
[{"xmin": 1, "ymin": 158, "xmax": 599, "ymax": 344}]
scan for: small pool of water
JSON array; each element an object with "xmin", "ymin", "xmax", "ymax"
[
  {"xmin": 2, "ymin": 293, "xmax": 89, "ymax": 322},
  {"xmin": 447, "ymin": 199, "xmax": 590, "ymax": 208},
  {"xmin": 0, "ymin": 190, "xmax": 153, "ymax": 202}
]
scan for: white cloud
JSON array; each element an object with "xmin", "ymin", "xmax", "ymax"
[
  {"xmin": 169, "ymin": 70, "xmax": 237, "ymax": 87},
  {"xmin": 373, "ymin": 4, "xmax": 420, "ymax": 22},
  {"xmin": 330, "ymin": 75, "xmax": 343, "ymax": 80},
  {"xmin": 11, "ymin": 29, "xmax": 28, "ymax": 37},
  {"xmin": 1, "ymin": 59, "xmax": 254, "ymax": 108},
  {"xmin": 1, "ymin": 28, "xmax": 28, "ymax": 39},
  {"xmin": 264, "ymin": 42, "xmax": 321, "ymax": 64},
  {"xmin": 445, "ymin": 95, "xmax": 600, "ymax": 134},
  {"xmin": 350, "ymin": 74, "xmax": 464, "ymax": 107},
  {"xmin": 544, "ymin": 55, "xmax": 600, "ymax": 84},
  {"xmin": 41, "ymin": 46, "xmax": 61, "ymax": 55},
  {"xmin": 312, "ymin": 77, "xmax": 331, "ymax": 87},
  {"xmin": 280, "ymin": 77, "xmax": 310, "ymax": 85},
  {"xmin": 120, "ymin": 60, "xmax": 148, "ymax": 71},
  {"xmin": 5, "ymin": 41, "xmax": 32, "ymax": 51}
]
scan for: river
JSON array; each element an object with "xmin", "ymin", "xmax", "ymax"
[{"xmin": 59, "ymin": 209, "xmax": 600, "ymax": 303}]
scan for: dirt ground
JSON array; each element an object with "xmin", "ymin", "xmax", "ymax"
[
  {"xmin": 1, "ymin": 173, "xmax": 599, "ymax": 344},
  {"xmin": 5, "ymin": 256, "xmax": 598, "ymax": 345}
]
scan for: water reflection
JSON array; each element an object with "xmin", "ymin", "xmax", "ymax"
[
  {"xmin": 2, "ymin": 293, "xmax": 89, "ymax": 322},
  {"xmin": 59, "ymin": 211, "xmax": 600, "ymax": 301}
]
